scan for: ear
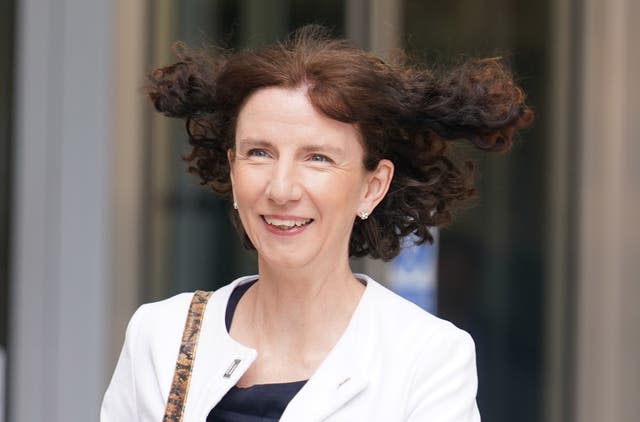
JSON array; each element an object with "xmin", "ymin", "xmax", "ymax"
[{"xmin": 360, "ymin": 159, "xmax": 394, "ymax": 215}]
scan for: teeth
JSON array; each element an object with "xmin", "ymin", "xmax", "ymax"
[{"xmin": 264, "ymin": 216, "xmax": 312, "ymax": 229}]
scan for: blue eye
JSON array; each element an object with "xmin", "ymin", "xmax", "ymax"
[
  {"xmin": 310, "ymin": 154, "xmax": 330, "ymax": 162},
  {"xmin": 248, "ymin": 149, "xmax": 268, "ymax": 158}
]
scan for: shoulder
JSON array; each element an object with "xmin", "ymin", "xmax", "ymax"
[
  {"xmin": 362, "ymin": 274, "xmax": 473, "ymax": 350},
  {"xmin": 135, "ymin": 292, "xmax": 195, "ymax": 316},
  {"xmin": 102, "ymin": 292, "xmax": 204, "ymax": 420},
  {"xmin": 121, "ymin": 293, "xmax": 198, "ymax": 363},
  {"xmin": 126, "ymin": 276, "xmax": 255, "ymax": 348},
  {"xmin": 361, "ymin": 275, "xmax": 476, "ymax": 382},
  {"xmin": 359, "ymin": 276, "xmax": 479, "ymax": 419},
  {"xmin": 128, "ymin": 292, "xmax": 197, "ymax": 335}
]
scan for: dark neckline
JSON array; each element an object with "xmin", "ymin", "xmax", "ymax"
[
  {"xmin": 224, "ymin": 279, "xmax": 255, "ymax": 332},
  {"xmin": 208, "ymin": 281, "xmax": 308, "ymax": 421},
  {"xmin": 224, "ymin": 279, "xmax": 308, "ymax": 387}
]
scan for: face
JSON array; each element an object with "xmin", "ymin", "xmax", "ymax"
[{"xmin": 229, "ymin": 86, "xmax": 392, "ymax": 270}]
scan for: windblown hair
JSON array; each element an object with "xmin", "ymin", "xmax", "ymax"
[{"xmin": 147, "ymin": 25, "xmax": 533, "ymax": 260}]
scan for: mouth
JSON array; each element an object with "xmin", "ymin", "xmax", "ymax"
[{"xmin": 262, "ymin": 215, "xmax": 313, "ymax": 231}]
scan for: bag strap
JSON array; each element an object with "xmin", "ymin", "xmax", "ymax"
[{"xmin": 163, "ymin": 290, "xmax": 213, "ymax": 422}]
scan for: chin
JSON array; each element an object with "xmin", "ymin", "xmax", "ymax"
[{"xmin": 259, "ymin": 251, "xmax": 314, "ymax": 270}]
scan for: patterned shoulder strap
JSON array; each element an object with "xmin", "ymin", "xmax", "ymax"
[{"xmin": 163, "ymin": 290, "xmax": 213, "ymax": 422}]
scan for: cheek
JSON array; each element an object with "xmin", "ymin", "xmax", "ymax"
[
  {"xmin": 233, "ymin": 168, "xmax": 265, "ymax": 197},
  {"xmin": 306, "ymin": 173, "xmax": 364, "ymax": 206}
]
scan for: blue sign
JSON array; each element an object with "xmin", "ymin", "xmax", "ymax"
[{"xmin": 387, "ymin": 231, "xmax": 438, "ymax": 313}]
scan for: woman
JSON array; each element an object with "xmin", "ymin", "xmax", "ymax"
[{"xmin": 101, "ymin": 26, "xmax": 532, "ymax": 421}]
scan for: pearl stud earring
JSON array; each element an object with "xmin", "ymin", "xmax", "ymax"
[
  {"xmin": 233, "ymin": 201, "xmax": 238, "ymax": 210},
  {"xmin": 359, "ymin": 211, "xmax": 369, "ymax": 220}
]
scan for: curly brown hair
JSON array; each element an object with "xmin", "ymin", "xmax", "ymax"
[{"xmin": 147, "ymin": 25, "xmax": 533, "ymax": 261}]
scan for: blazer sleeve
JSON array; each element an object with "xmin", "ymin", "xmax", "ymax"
[
  {"xmin": 405, "ymin": 328, "xmax": 481, "ymax": 422},
  {"xmin": 100, "ymin": 305, "xmax": 145, "ymax": 422}
]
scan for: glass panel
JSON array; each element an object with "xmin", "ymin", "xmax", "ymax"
[{"xmin": 403, "ymin": 1, "xmax": 550, "ymax": 421}]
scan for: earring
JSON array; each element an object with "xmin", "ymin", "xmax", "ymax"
[
  {"xmin": 359, "ymin": 211, "xmax": 369, "ymax": 220},
  {"xmin": 233, "ymin": 201, "xmax": 238, "ymax": 210}
]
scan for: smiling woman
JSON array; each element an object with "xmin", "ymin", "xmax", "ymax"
[
  {"xmin": 230, "ymin": 86, "xmax": 392, "ymax": 273},
  {"xmin": 101, "ymin": 25, "xmax": 532, "ymax": 421}
]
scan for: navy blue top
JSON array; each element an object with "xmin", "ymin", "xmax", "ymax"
[{"xmin": 207, "ymin": 281, "xmax": 307, "ymax": 421}]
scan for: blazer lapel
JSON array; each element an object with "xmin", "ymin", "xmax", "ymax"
[
  {"xmin": 181, "ymin": 278, "xmax": 260, "ymax": 420},
  {"xmin": 280, "ymin": 364, "xmax": 369, "ymax": 421}
]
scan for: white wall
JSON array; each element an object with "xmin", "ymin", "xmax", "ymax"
[{"xmin": 10, "ymin": 0, "xmax": 112, "ymax": 420}]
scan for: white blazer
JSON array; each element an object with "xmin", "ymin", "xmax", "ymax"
[{"xmin": 101, "ymin": 274, "xmax": 480, "ymax": 421}]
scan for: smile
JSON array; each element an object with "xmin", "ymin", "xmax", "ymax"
[{"xmin": 262, "ymin": 216, "xmax": 313, "ymax": 230}]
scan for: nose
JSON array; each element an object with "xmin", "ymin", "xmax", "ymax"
[{"xmin": 265, "ymin": 159, "xmax": 302, "ymax": 205}]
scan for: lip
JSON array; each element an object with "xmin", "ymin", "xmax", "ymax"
[{"xmin": 261, "ymin": 214, "xmax": 313, "ymax": 236}]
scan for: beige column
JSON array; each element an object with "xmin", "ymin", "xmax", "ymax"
[
  {"xmin": 346, "ymin": 0, "xmax": 369, "ymax": 48},
  {"xmin": 368, "ymin": 0, "xmax": 403, "ymax": 56},
  {"xmin": 146, "ymin": 0, "xmax": 177, "ymax": 303},
  {"xmin": 544, "ymin": 0, "xmax": 580, "ymax": 421},
  {"xmin": 108, "ymin": 0, "xmax": 148, "ymax": 370},
  {"xmin": 575, "ymin": 0, "xmax": 640, "ymax": 421}
]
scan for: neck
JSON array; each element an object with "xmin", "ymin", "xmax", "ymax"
[
  {"xmin": 255, "ymin": 255, "xmax": 362, "ymax": 314},
  {"xmin": 241, "ymin": 256, "xmax": 365, "ymax": 354}
]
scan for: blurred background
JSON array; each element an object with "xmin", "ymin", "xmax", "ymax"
[{"xmin": 1, "ymin": 0, "xmax": 638, "ymax": 421}]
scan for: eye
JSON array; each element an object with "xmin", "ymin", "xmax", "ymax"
[
  {"xmin": 247, "ymin": 149, "xmax": 269, "ymax": 158},
  {"xmin": 309, "ymin": 153, "xmax": 331, "ymax": 163}
]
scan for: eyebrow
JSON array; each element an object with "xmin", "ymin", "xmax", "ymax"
[{"xmin": 300, "ymin": 144, "xmax": 344, "ymax": 156}]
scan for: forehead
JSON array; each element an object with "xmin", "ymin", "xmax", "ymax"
[{"xmin": 235, "ymin": 86, "xmax": 362, "ymax": 151}]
